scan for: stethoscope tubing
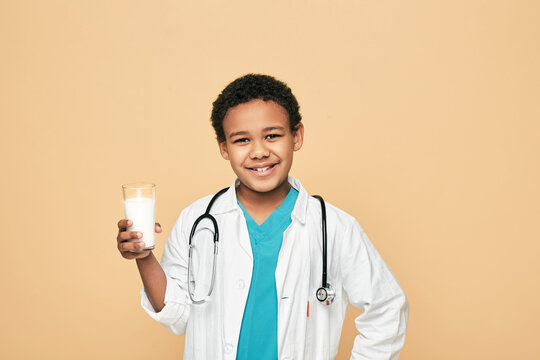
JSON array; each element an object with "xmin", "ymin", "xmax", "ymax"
[
  {"xmin": 312, "ymin": 195, "xmax": 328, "ymax": 288},
  {"xmin": 188, "ymin": 187, "xmax": 333, "ymax": 305},
  {"xmin": 187, "ymin": 187, "xmax": 227, "ymax": 304}
]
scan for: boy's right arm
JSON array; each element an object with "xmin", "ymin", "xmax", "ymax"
[
  {"xmin": 116, "ymin": 219, "xmax": 166, "ymax": 312},
  {"xmin": 116, "ymin": 216, "xmax": 191, "ymax": 336}
]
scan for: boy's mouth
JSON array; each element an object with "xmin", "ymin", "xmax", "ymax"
[{"xmin": 247, "ymin": 163, "xmax": 278, "ymax": 176}]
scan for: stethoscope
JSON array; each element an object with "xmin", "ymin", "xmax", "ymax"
[{"xmin": 188, "ymin": 187, "xmax": 335, "ymax": 306}]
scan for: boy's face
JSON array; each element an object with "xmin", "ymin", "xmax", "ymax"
[{"xmin": 218, "ymin": 99, "xmax": 304, "ymax": 195}]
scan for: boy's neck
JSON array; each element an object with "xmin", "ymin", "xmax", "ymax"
[{"xmin": 236, "ymin": 180, "xmax": 291, "ymax": 225}]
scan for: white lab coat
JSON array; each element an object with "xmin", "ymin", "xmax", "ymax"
[{"xmin": 141, "ymin": 177, "xmax": 408, "ymax": 359}]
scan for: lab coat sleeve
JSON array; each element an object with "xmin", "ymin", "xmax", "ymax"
[
  {"xmin": 140, "ymin": 209, "xmax": 191, "ymax": 335},
  {"xmin": 341, "ymin": 220, "xmax": 409, "ymax": 360}
]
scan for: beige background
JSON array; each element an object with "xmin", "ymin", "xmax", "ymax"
[{"xmin": 1, "ymin": 1, "xmax": 539, "ymax": 359}]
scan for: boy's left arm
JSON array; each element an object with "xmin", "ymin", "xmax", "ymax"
[{"xmin": 340, "ymin": 220, "xmax": 409, "ymax": 360}]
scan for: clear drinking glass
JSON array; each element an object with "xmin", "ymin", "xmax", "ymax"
[{"xmin": 122, "ymin": 182, "xmax": 156, "ymax": 251}]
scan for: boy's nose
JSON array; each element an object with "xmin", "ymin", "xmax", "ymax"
[{"xmin": 249, "ymin": 141, "xmax": 270, "ymax": 159}]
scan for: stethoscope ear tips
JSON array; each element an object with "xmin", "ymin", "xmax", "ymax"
[{"xmin": 316, "ymin": 283, "xmax": 335, "ymax": 306}]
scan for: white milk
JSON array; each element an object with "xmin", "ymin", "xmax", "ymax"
[{"xmin": 124, "ymin": 197, "xmax": 155, "ymax": 250}]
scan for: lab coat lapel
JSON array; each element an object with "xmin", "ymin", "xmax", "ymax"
[{"xmin": 275, "ymin": 180, "xmax": 308, "ymax": 296}]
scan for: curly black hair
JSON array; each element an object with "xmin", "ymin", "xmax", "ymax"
[{"xmin": 211, "ymin": 74, "xmax": 302, "ymax": 142}]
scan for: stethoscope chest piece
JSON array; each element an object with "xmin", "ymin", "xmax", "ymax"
[{"xmin": 316, "ymin": 283, "xmax": 335, "ymax": 306}]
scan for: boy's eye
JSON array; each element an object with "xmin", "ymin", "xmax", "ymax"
[
  {"xmin": 233, "ymin": 138, "xmax": 249, "ymax": 144},
  {"xmin": 265, "ymin": 134, "xmax": 281, "ymax": 140}
]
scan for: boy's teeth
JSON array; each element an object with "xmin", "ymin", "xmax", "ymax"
[{"xmin": 255, "ymin": 166, "xmax": 269, "ymax": 172}]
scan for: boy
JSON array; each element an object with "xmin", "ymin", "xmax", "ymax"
[{"xmin": 116, "ymin": 74, "xmax": 408, "ymax": 359}]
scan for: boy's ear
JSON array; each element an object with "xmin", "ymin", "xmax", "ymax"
[
  {"xmin": 293, "ymin": 123, "xmax": 304, "ymax": 151},
  {"xmin": 218, "ymin": 140, "xmax": 230, "ymax": 160}
]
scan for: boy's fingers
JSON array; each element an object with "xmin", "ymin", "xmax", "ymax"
[
  {"xmin": 117, "ymin": 231, "xmax": 142, "ymax": 243},
  {"xmin": 117, "ymin": 219, "xmax": 133, "ymax": 230},
  {"xmin": 118, "ymin": 240, "xmax": 146, "ymax": 253},
  {"xmin": 155, "ymin": 222, "xmax": 162, "ymax": 233},
  {"xmin": 116, "ymin": 219, "xmax": 150, "ymax": 260}
]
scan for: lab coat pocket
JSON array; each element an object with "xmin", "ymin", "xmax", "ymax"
[
  {"xmin": 305, "ymin": 295, "xmax": 333, "ymax": 360},
  {"xmin": 303, "ymin": 296, "xmax": 315, "ymax": 360}
]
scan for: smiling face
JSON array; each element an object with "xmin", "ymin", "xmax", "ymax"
[{"xmin": 218, "ymin": 99, "xmax": 304, "ymax": 200}]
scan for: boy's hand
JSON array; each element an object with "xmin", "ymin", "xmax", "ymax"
[{"xmin": 116, "ymin": 219, "xmax": 162, "ymax": 259}]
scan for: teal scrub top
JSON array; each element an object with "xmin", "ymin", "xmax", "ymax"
[{"xmin": 236, "ymin": 187, "xmax": 299, "ymax": 360}]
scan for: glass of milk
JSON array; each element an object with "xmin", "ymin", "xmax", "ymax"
[{"xmin": 122, "ymin": 182, "xmax": 156, "ymax": 251}]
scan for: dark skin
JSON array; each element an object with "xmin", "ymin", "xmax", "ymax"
[
  {"xmin": 218, "ymin": 99, "xmax": 304, "ymax": 225},
  {"xmin": 116, "ymin": 219, "xmax": 166, "ymax": 311},
  {"xmin": 235, "ymin": 180, "xmax": 291, "ymax": 225}
]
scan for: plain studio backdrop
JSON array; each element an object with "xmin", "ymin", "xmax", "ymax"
[{"xmin": 1, "ymin": 1, "xmax": 539, "ymax": 359}]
